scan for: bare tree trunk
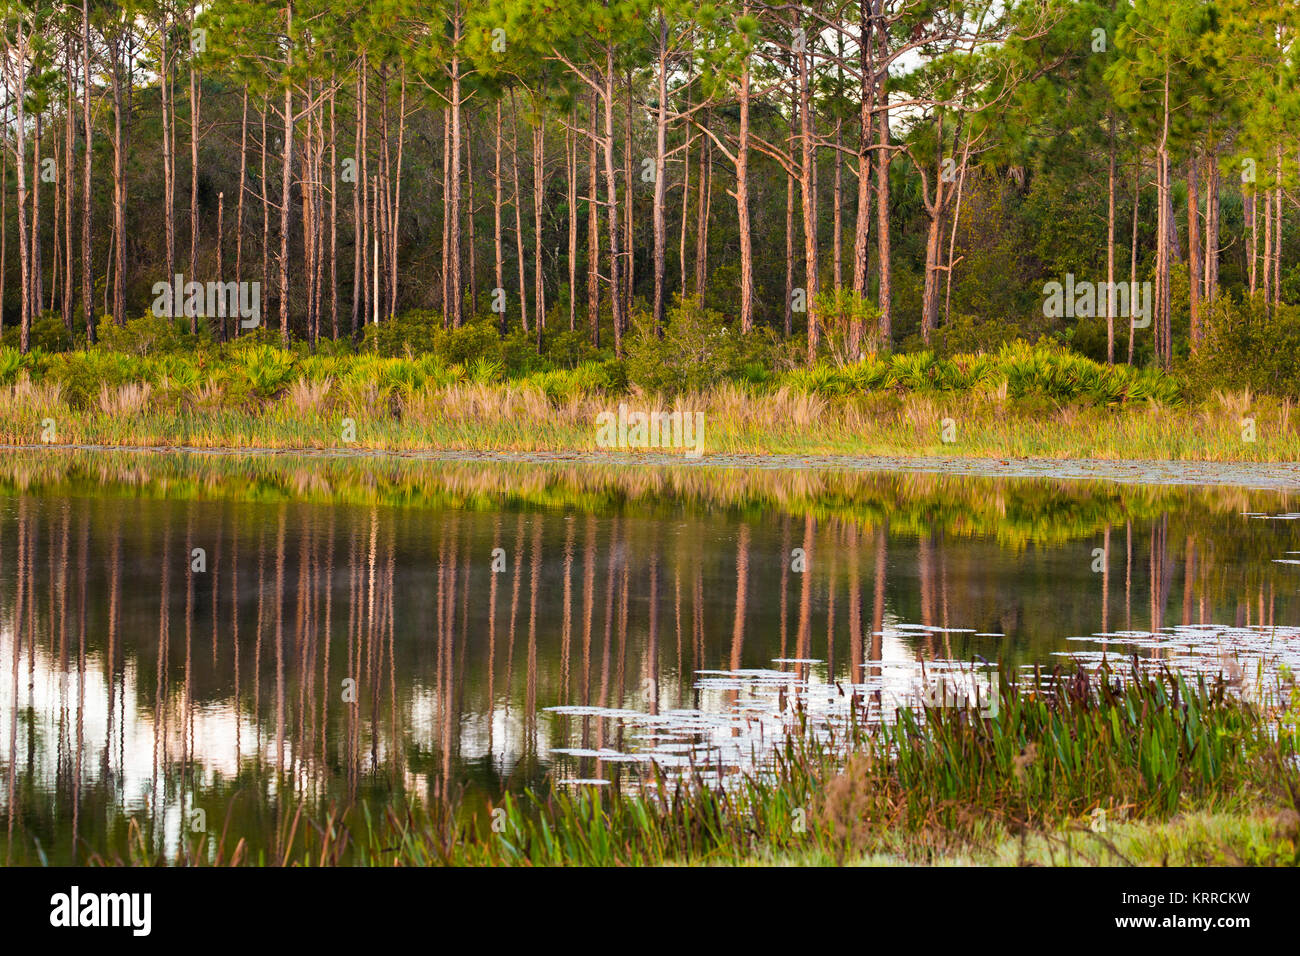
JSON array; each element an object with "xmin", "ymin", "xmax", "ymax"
[
  {"xmin": 80, "ymin": 0, "xmax": 92, "ymax": 343},
  {"xmin": 533, "ymin": 111, "xmax": 545, "ymax": 345},
  {"xmin": 6, "ymin": 23, "xmax": 33, "ymax": 349},
  {"xmin": 235, "ymin": 91, "xmax": 248, "ymax": 335},
  {"xmin": 510, "ymin": 90, "xmax": 529, "ymax": 332},
  {"xmin": 1275, "ymin": 145, "xmax": 1283, "ymax": 312},
  {"xmin": 441, "ymin": 108, "xmax": 450, "ymax": 321},
  {"xmin": 466, "ymin": 109, "xmax": 478, "ymax": 316},
  {"xmin": 261, "ymin": 97, "xmax": 271, "ymax": 326},
  {"xmin": 1263, "ymin": 176, "xmax": 1272, "ymax": 305},
  {"xmin": 1129, "ymin": 160, "xmax": 1140, "ymax": 364},
  {"xmin": 216, "ymin": 191, "xmax": 225, "ymax": 340},
  {"xmin": 301, "ymin": 82, "xmax": 316, "ymax": 343},
  {"xmin": 567, "ymin": 110, "xmax": 577, "ymax": 332},
  {"xmin": 1205, "ymin": 146, "xmax": 1219, "ymax": 305},
  {"xmin": 494, "ymin": 99, "xmax": 505, "ymax": 335},
  {"xmin": 587, "ymin": 91, "xmax": 600, "ymax": 346},
  {"xmin": 162, "ymin": 29, "xmax": 175, "ymax": 307},
  {"xmin": 449, "ymin": 50, "xmax": 463, "ymax": 327},
  {"xmin": 1187, "ymin": 152, "xmax": 1202, "ymax": 350},
  {"xmin": 1105, "ymin": 114, "xmax": 1115, "ymax": 364},
  {"xmin": 390, "ymin": 72, "xmax": 406, "ymax": 319},
  {"xmin": 329, "ymin": 84, "xmax": 338, "ymax": 339},
  {"xmin": 652, "ymin": 19, "xmax": 669, "ymax": 333},
  {"xmin": 736, "ymin": 40, "xmax": 754, "ymax": 334},
  {"xmin": 63, "ymin": 35, "xmax": 74, "ymax": 336},
  {"xmin": 2, "ymin": 75, "xmax": 8, "ymax": 341},
  {"xmin": 31, "ymin": 113, "xmax": 42, "ymax": 316},
  {"xmin": 279, "ymin": 3, "xmax": 294, "ymax": 344},
  {"xmin": 1249, "ymin": 186, "xmax": 1257, "ymax": 296},
  {"xmin": 111, "ymin": 38, "xmax": 126, "ymax": 328},
  {"xmin": 623, "ymin": 68, "xmax": 633, "ymax": 319},
  {"xmin": 189, "ymin": 20, "xmax": 201, "ymax": 333},
  {"xmin": 351, "ymin": 66, "xmax": 363, "ymax": 334},
  {"xmin": 784, "ymin": 160, "xmax": 794, "ymax": 338},
  {"xmin": 873, "ymin": 0, "xmax": 891, "ymax": 349},
  {"xmin": 694, "ymin": 110, "xmax": 709, "ymax": 302},
  {"xmin": 603, "ymin": 52, "xmax": 624, "ymax": 354}
]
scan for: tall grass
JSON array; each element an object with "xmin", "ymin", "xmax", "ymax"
[
  {"xmin": 78, "ymin": 667, "xmax": 1298, "ymax": 867},
  {"xmin": 0, "ymin": 342, "xmax": 1293, "ymax": 461}
]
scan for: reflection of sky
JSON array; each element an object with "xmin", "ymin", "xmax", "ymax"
[
  {"xmin": 545, "ymin": 612, "xmax": 1300, "ymax": 788},
  {"xmin": 1, "ymin": 622, "xmax": 281, "ymax": 859}
]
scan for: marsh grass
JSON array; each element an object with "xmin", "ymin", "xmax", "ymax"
[
  {"xmin": 3, "ymin": 373, "xmax": 1298, "ymax": 461},
  {"xmin": 83, "ymin": 667, "xmax": 1298, "ymax": 867},
  {"xmin": 4, "ymin": 342, "xmax": 1286, "ymax": 460}
]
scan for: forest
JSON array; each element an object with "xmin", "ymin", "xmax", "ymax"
[{"xmin": 0, "ymin": 0, "xmax": 1297, "ymax": 394}]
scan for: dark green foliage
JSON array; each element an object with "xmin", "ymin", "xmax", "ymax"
[
  {"xmin": 1, "ymin": 312, "xmax": 79, "ymax": 353},
  {"xmin": 624, "ymin": 296, "xmax": 774, "ymax": 394},
  {"xmin": 97, "ymin": 313, "xmax": 201, "ymax": 357},
  {"xmin": 1184, "ymin": 296, "xmax": 1300, "ymax": 398}
]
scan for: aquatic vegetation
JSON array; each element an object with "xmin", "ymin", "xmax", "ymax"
[{"xmin": 71, "ymin": 670, "xmax": 1299, "ymax": 867}]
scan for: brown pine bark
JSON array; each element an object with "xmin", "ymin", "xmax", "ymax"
[
  {"xmin": 216, "ymin": 191, "xmax": 225, "ymax": 340},
  {"xmin": 62, "ymin": 35, "xmax": 74, "ymax": 335},
  {"xmin": 278, "ymin": 2, "xmax": 294, "ymax": 344},
  {"xmin": 603, "ymin": 52, "xmax": 623, "ymax": 354},
  {"xmin": 652, "ymin": 19, "xmax": 669, "ymax": 333},
  {"xmin": 235, "ymin": 91, "xmax": 248, "ymax": 334},
  {"xmin": 78, "ymin": 0, "xmax": 92, "ymax": 341},
  {"xmin": 188, "ymin": 20, "xmax": 200, "ymax": 333},
  {"xmin": 162, "ymin": 30, "xmax": 174, "ymax": 289},
  {"xmin": 1106, "ymin": 115, "xmax": 1116, "ymax": 364},
  {"xmin": 5, "ymin": 21, "xmax": 34, "ymax": 348},
  {"xmin": 31, "ymin": 113, "xmax": 43, "ymax": 315},
  {"xmin": 694, "ymin": 110, "xmax": 709, "ymax": 302},
  {"xmin": 1128, "ymin": 161, "xmax": 1140, "ymax": 364},
  {"xmin": 736, "ymin": 35, "xmax": 754, "ymax": 334},
  {"xmin": 587, "ymin": 91, "xmax": 600, "ymax": 346},
  {"xmin": 261, "ymin": 97, "xmax": 271, "ymax": 326},
  {"xmin": 1204, "ymin": 146, "xmax": 1219, "ymax": 305},
  {"xmin": 873, "ymin": 0, "xmax": 891, "ymax": 349},
  {"xmin": 352, "ymin": 65, "xmax": 364, "ymax": 334},
  {"xmin": 1187, "ymin": 152, "xmax": 1202, "ymax": 350},
  {"xmin": 494, "ymin": 99, "xmax": 505, "ymax": 334},
  {"xmin": 329, "ymin": 84, "xmax": 338, "ymax": 339},
  {"xmin": 110, "ymin": 34, "xmax": 126, "ymax": 328},
  {"xmin": 533, "ymin": 112, "xmax": 545, "ymax": 345},
  {"xmin": 567, "ymin": 112, "xmax": 577, "ymax": 332},
  {"xmin": 509, "ymin": 90, "xmax": 529, "ymax": 332}
]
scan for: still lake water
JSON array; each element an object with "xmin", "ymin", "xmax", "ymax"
[{"xmin": 3, "ymin": 449, "xmax": 1300, "ymax": 863}]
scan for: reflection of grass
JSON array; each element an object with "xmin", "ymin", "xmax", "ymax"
[
  {"xmin": 73, "ymin": 669, "xmax": 1299, "ymax": 867},
  {"xmin": 0, "ymin": 447, "xmax": 1288, "ymax": 554}
]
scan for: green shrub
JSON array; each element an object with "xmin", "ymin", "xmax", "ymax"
[
  {"xmin": 0, "ymin": 346, "xmax": 25, "ymax": 385},
  {"xmin": 45, "ymin": 351, "xmax": 148, "ymax": 409},
  {"xmin": 97, "ymin": 312, "xmax": 202, "ymax": 357},
  {"xmin": 624, "ymin": 296, "xmax": 770, "ymax": 394},
  {"xmin": 1184, "ymin": 295, "xmax": 1300, "ymax": 398},
  {"xmin": 1, "ymin": 311, "xmax": 80, "ymax": 352},
  {"xmin": 236, "ymin": 345, "xmax": 297, "ymax": 397}
]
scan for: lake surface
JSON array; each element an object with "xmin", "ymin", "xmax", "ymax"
[{"xmin": 3, "ymin": 448, "xmax": 1300, "ymax": 864}]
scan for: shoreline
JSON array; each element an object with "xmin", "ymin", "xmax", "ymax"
[{"xmin": 5, "ymin": 442, "xmax": 1300, "ymax": 491}]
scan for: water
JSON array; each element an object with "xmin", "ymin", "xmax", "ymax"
[{"xmin": 2, "ymin": 448, "xmax": 1299, "ymax": 864}]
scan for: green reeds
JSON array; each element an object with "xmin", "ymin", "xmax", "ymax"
[{"xmin": 62, "ymin": 667, "xmax": 1297, "ymax": 867}]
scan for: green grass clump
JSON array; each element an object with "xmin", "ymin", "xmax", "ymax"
[{"xmin": 63, "ymin": 667, "xmax": 1297, "ymax": 867}]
